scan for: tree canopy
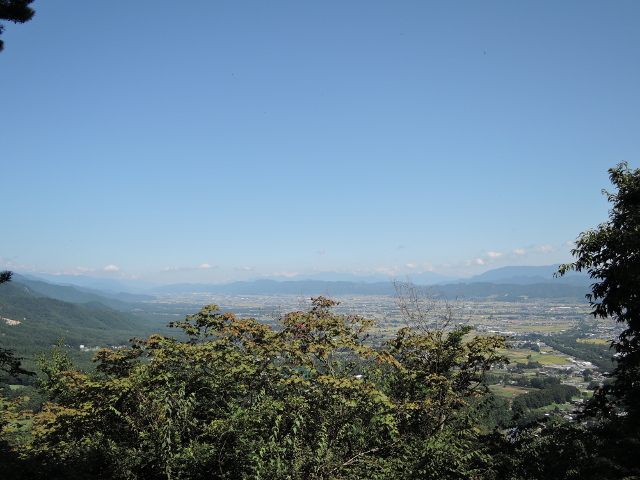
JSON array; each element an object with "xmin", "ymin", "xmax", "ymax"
[
  {"xmin": 0, "ymin": 0, "xmax": 35, "ymax": 51},
  {"xmin": 0, "ymin": 271, "xmax": 33, "ymax": 379},
  {"xmin": 20, "ymin": 297, "xmax": 509, "ymax": 479},
  {"xmin": 558, "ymin": 162, "xmax": 640, "ymax": 422}
]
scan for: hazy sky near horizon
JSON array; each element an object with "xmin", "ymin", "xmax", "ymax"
[{"xmin": 2, "ymin": 1, "xmax": 639, "ymax": 284}]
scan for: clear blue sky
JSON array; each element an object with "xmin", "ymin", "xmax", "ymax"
[{"xmin": 2, "ymin": 1, "xmax": 638, "ymax": 284}]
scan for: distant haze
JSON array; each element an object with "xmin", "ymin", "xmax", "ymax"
[{"xmin": 17, "ymin": 265, "xmax": 589, "ymax": 296}]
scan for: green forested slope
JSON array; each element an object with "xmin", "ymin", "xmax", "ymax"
[
  {"xmin": 0, "ymin": 282, "xmax": 154, "ymax": 350},
  {"xmin": 11, "ymin": 274, "xmax": 154, "ymax": 311}
]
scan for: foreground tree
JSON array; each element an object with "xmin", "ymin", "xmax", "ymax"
[
  {"xmin": 0, "ymin": 271, "xmax": 33, "ymax": 378},
  {"xmin": 520, "ymin": 162, "xmax": 640, "ymax": 479},
  {"xmin": 0, "ymin": 0, "xmax": 35, "ymax": 51},
  {"xmin": 25, "ymin": 297, "xmax": 508, "ymax": 479},
  {"xmin": 558, "ymin": 162, "xmax": 640, "ymax": 423},
  {"xmin": 0, "ymin": 270, "xmax": 35, "ymax": 476}
]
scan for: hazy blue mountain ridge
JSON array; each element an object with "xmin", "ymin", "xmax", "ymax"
[
  {"xmin": 13, "ymin": 274, "xmax": 155, "ymax": 310},
  {"xmin": 462, "ymin": 265, "xmax": 589, "ymax": 285},
  {"xmin": 16, "ymin": 265, "xmax": 590, "ymax": 299},
  {"xmin": 145, "ymin": 278, "xmax": 588, "ymax": 300},
  {"xmin": 20, "ymin": 273, "xmax": 157, "ymax": 294},
  {"xmin": 257, "ymin": 270, "xmax": 455, "ymax": 285}
]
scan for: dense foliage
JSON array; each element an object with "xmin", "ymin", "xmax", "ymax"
[
  {"xmin": 511, "ymin": 384, "xmax": 579, "ymax": 413},
  {"xmin": 540, "ymin": 331, "xmax": 615, "ymax": 372},
  {"xmin": 558, "ymin": 162, "xmax": 640, "ymax": 422},
  {"xmin": 0, "ymin": 272, "xmax": 33, "ymax": 380},
  {"xmin": 3, "ymin": 297, "xmax": 509, "ymax": 479}
]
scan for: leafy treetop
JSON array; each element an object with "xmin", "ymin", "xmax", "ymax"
[
  {"xmin": 27, "ymin": 296, "xmax": 509, "ymax": 479},
  {"xmin": 0, "ymin": 271, "xmax": 33, "ymax": 379},
  {"xmin": 558, "ymin": 162, "xmax": 640, "ymax": 422},
  {"xmin": 0, "ymin": 0, "xmax": 35, "ymax": 51}
]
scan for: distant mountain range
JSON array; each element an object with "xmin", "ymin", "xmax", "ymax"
[
  {"xmin": 257, "ymin": 270, "xmax": 454, "ymax": 285},
  {"xmin": 19, "ymin": 273, "xmax": 158, "ymax": 294},
  {"xmin": 462, "ymin": 265, "xmax": 590, "ymax": 286},
  {"xmin": 16, "ymin": 265, "xmax": 590, "ymax": 296},
  {"xmin": 12, "ymin": 265, "xmax": 590, "ymax": 301},
  {"xmin": 0, "ymin": 265, "xmax": 592, "ymax": 356},
  {"xmin": 147, "ymin": 279, "xmax": 589, "ymax": 300},
  {"xmin": 14, "ymin": 274, "xmax": 155, "ymax": 307}
]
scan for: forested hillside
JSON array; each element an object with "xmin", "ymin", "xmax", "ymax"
[
  {"xmin": 12, "ymin": 274, "xmax": 155, "ymax": 309},
  {"xmin": 0, "ymin": 281, "xmax": 158, "ymax": 350}
]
